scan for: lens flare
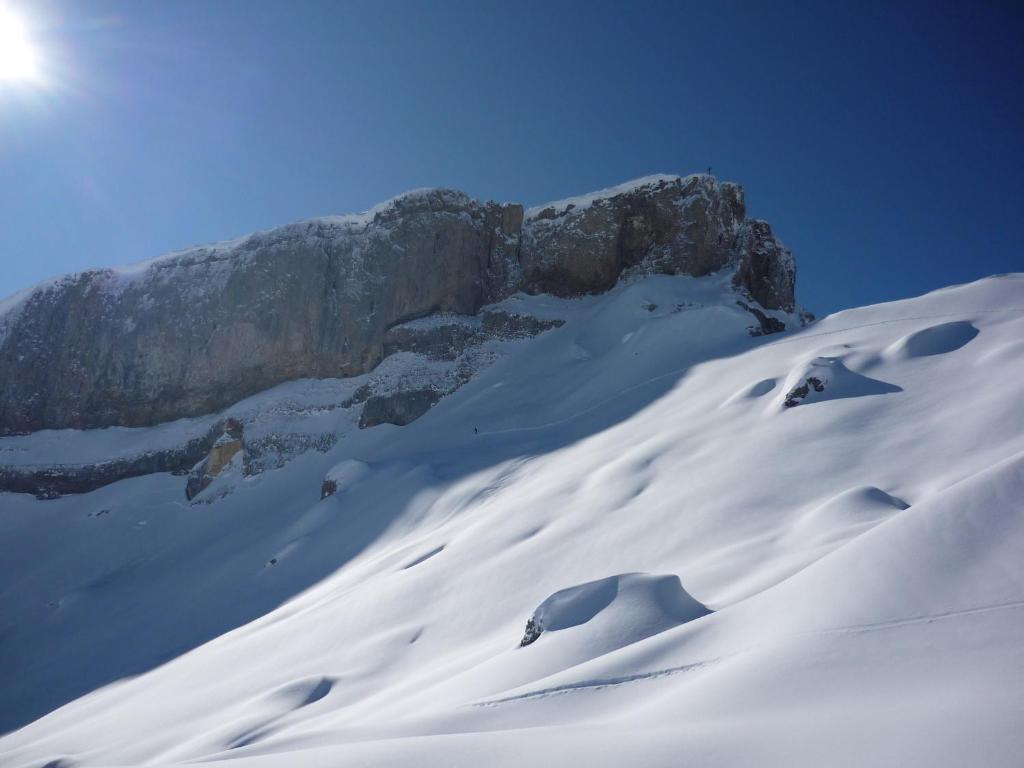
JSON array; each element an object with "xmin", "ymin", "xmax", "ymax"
[{"xmin": 0, "ymin": 5, "xmax": 40, "ymax": 83}]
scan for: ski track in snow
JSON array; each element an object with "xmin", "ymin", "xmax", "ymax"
[
  {"xmin": 473, "ymin": 600, "xmax": 1024, "ymax": 708},
  {"xmin": 473, "ymin": 660, "xmax": 719, "ymax": 706}
]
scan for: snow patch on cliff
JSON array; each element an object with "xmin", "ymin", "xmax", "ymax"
[{"xmin": 525, "ymin": 173, "xmax": 691, "ymax": 218}]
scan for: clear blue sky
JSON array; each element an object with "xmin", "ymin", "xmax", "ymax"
[{"xmin": 1, "ymin": 0, "xmax": 1021, "ymax": 314}]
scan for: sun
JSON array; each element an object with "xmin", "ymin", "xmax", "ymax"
[{"xmin": 0, "ymin": 4, "xmax": 40, "ymax": 84}]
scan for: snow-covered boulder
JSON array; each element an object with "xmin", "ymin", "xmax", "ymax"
[
  {"xmin": 518, "ymin": 573, "xmax": 710, "ymax": 651},
  {"xmin": 782, "ymin": 356, "xmax": 902, "ymax": 407}
]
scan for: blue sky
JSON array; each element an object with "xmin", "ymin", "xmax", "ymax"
[{"xmin": 0, "ymin": 0, "xmax": 1021, "ymax": 314}]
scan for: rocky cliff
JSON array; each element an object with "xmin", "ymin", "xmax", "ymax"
[{"xmin": 0, "ymin": 174, "xmax": 796, "ymax": 434}]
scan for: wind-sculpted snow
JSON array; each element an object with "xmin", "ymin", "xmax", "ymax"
[
  {"xmin": 0, "ymin": 273, "xmax": 1022, "ymax": 766},
  {"xmin": 518, "ymin": 573, "xmax": 710, "ymax": 653},
  {"xmin": 780, "ymin": 356, "xmax": 902, "ymax": 406},
  {"xmin": 886, "ymin": 319, "xmax": 980, "ymax": 358}
]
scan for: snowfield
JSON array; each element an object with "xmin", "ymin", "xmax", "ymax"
[{"xmin": 1, "ymin": 272, "xmax": 1023, "ymax": 766}]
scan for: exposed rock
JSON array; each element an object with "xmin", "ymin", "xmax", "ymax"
[
  {"xmin": 732, "ymin": 219, "xmax": 796, "ymax": 312},
  {"xmin": 185, "ymin": 418, "xmax": 244, "ymax": 500},
  {"xmin": 521, "ymin": 175, "xmax": 748, "ymax": 296},
  {"xmin": 383, "ymin": 309, "xmax": 565, "ymax": 363},
  {"xmin": 320, "ymin": 459, "xmax": 371, "ymax": 498},
  {"xmin": 320, "ymin": 479, "xmax": 337, "ymax": 500},
  {"xmin": 0, "ymin": 175, "xmax": 798, "ymax": 434},
  {"xmin": 737, "ymin": 300, "xmax": 787, "ymax": 337},
  {"xmin": 519, "ymin": 616, "xmax": 544, "ymax": 647},
  {"xmin": 244, "ymin": 432, "xmax": 337, "ymax": 475},
  {"xmin": 340, "ymin": 383, "xmax": 374, "ymax": 408},
  {"xmin": 0, "ymin": 190, "xmax": 521, "ymax": 435},
  {"xmin": 0, "ymin": 420, "xmax": 232, "ymax": 499},
  {"xmin": 358, "ymin": 388, "xmax": 442, "ymax": 428},
  {"xmin": 480, "ymin": 310, "xmax": 565, "ymax": 338},
  {"xmin": 383, "ymin": 316, "xmax": 482, "ymax": 361},
  {"xmin": 784, "ymin": 376, "xmax": 826, "ymax": 407}
]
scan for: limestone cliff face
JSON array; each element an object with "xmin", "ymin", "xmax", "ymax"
[
  {"xmin": 0, "ymin": 175, "xmax": 798, "ymax": 434},
  {"xmin": 522, "ymin": 175, "xmax": 747, "ymax": 295},
  {"xmin": 0, "ymin": 190, "xmax": 521, "ymax": 434}
]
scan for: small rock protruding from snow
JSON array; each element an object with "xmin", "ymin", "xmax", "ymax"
[
  {"xmin": 784, "ymin": 375, "xmax": 827, "ymax": 407},
  {"xmin": 320, "ymin": 459, "xmax": 371, "ymax": 500},
  {"xmin": 519, "ymin": 617, "xmax": 544, "ymax": 647}
]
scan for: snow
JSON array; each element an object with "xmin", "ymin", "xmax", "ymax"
[
  {"xmin": 523, "ymin": 573, "xmax": 710, "ymax": 654},
  {"xmin": 0, "ymin": 280, "xmax": 61, "ymax": 347},
  {"xmin": 391, "ymin": 312, "xmax": 482, "ymax": 332},
  {"xmin": 886, "ymin": 319, "xmax": 980, "ymax": 358},
  {"xmin": 0, "ymin": 413, "xmax": 221, "ymax": 467},
  {"xmin": 0, "ymin": 272, "xmax": 1023, "ymax": 766},
  {"xmin": 525, "ymin": 173, "xmax": 699, "ymax": 218},
  {"xmin": 105, "ymin": 188, "xmax": 467, "ymax": 284},
  {"xmin": 323, "ymin": 458, "xmax": 371, "ymax": 490},
  {"xmin": 0, "ymin": 283, "xmax": 37, "ymax": 319}
]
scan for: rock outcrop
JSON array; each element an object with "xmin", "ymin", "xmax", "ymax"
[
  {"xmin": 358, "ymin": 388, "xmax": 442, "ymax": 429},
  {"xmin": 737, "ymin": 300, "xmax": 788, "ymax": 337},
  {"xmin": 382, "ymin": 309, "xmax": 565, "ymax": 361},
  {"xmin": 783, "ymin": 376, "xmax": 827, "ymax": 407},
  {"xmin": 731, "ymin": 218, "xmax": 796, "ymax": 312},
  {"xmin": 522, "ymin": 175, "xmax": 749, "ymax": 296},
  {"xmin": 0, "ymin": 175, "xmax": 797, "ymax": 434},
  {"xmin": 0, "ymin": 420, "xmax": 232, "ymax": 499},
  {"xmin": 185, "ymin": 418, "xmax": 245, "ymax": 500}
]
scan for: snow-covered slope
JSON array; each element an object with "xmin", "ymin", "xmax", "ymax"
[{"xmin": 1, "ymin": 272, "xmax": 1023, "ymax": 766}]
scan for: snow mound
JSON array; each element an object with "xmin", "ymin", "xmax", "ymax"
[
  {"xmin": 722, "ymin": 376, "xmax": 778, "ymax": 406},
  {"xmin": 267, "ymin": 676, "xmax": 334, "ymax": 709},
  {"xmin": 887, "ymin": 320, "xmax": 980, "ymax": 359},
  {"xmin": 323, "ymin": 459, "xmax": 371, "ymax": 491},
  {"xmin": 520, "ymin": 573, "xmax": 709, "ymax": 651},
  {"xmin": 789, "ymin": 485, "xmax": 910, "ymax": 547},
  {"xmin": 320, "ymin": 459, "xmax": 371, "ymax": 499},
  {"xmin": 781, "ymin": 356, "xmax": 902, "ymax": 407}
]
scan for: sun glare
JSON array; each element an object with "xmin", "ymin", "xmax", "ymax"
[{"xmin": 0, "ymin": 5, "xmax": 40, "ymax": 84}]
